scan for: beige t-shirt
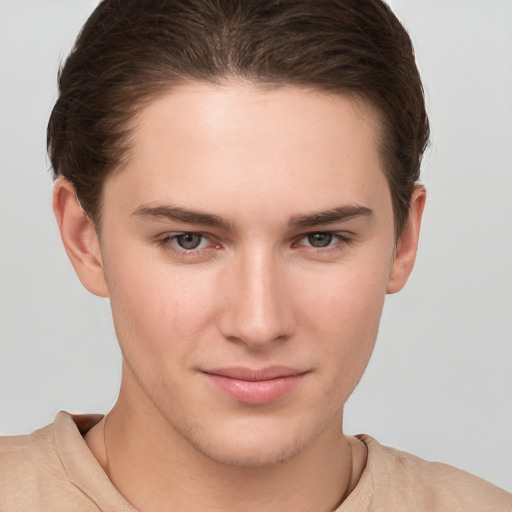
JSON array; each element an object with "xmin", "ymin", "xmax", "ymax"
[{"xmin": 1, "ymin": 412, "xmax": 511, "ymax": 511}]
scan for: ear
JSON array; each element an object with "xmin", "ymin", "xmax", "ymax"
[
  {"xmin": 386, "ymin": 184, "xmax": 426, "ymax": 294},
  {"xmin": 53, "ymin": 179, "xmax": 109, "ymax": 298}
]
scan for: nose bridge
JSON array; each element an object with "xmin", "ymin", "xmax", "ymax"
[{"xmin": 219, "ymin": 244, "xmax": 295, "ymax": 347}]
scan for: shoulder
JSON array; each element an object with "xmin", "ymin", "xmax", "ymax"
[
  {"xmin": 352, "ymin": 435, "xmax": 512, "ymax": 512},
  {"xmin": 0, "ymin": 412, "xmax": 126, "ymax": 512},
  {"xmin": 1, "ymin": 417, "xmax": 62, "ymax": 489}
]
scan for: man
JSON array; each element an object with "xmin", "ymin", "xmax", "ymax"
[{"xmin": 1, "ymin": 1, "xmax": 511, "ymax": 510}]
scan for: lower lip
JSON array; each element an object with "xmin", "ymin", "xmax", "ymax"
[{"xmin": 205, "ymin": 373, "xmax": 306, "ymax": 405}]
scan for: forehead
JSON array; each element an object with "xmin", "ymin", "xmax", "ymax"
[{"xmin": 104, "ymin": 82, "xmax": 390, "ymax": 224}]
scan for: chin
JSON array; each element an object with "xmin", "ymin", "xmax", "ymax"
[
  {"xmin": 179, "ymin": 413, "xmax": 330, "ymax": 469},
  {"xmin": 193, "ymin": 431, "xmax": 306, "ymax": 468}
]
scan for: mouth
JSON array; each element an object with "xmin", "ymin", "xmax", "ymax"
[{"xmin": 202, "ymin": 366, "xmax": 308, "ymax": 405}]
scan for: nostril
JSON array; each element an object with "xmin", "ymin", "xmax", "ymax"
[{"xmin": 218, "ymin": 293, "xmax": 296, "ymax": 348}]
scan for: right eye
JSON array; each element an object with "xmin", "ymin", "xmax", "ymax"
[
  {"xmin": 173, "ymin": 233, "xmax": 204, "ymax": 250},
  {"xmin": 158, "ymin": 232, "xmax": 211, "ymax": 252}
]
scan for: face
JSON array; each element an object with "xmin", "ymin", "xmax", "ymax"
[{"xmin": 74, "ymin": 82, "xmax": 412, "ymax": 466}]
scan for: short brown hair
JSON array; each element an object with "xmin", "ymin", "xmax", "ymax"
[{"xmin": 48, "ymin": 0, "xmax": 429, "ymax": 234}]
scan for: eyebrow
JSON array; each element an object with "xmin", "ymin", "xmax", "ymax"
[
  {"xmin": 288, "ymin": 205, "xmax": 373, "ymax": 228},
  {"xmin": 132, "ymin": 204, "xmax": 234, "ymax": 230},
  {"xmin": 132, "ymin": 203, "xmax": 373, "ymax": 230}
]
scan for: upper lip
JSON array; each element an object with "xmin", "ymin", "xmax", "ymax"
[{"xmin": 203, "ymin": 366, "xmax": 307, "ymax": 381}]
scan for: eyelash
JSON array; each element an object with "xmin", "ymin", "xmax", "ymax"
[
  {"xmin": 292, "ymin": 232, "xmax": 351, "ymax": 251},
  {"xmin": 156, "ymin": 233, "xmax": 220, "ymax": 257},
  {"xmin": 156, "ymin": 231, "xmax": 352, "ymax": 257}
]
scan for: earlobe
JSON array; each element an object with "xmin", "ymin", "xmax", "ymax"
[
  {"xmin": 386, "ymin": 185, "xmax": 426, "ymax": 294},
  {"xmin": 53, "ymin": 179, "xmax": 109, "ymax": 298}
]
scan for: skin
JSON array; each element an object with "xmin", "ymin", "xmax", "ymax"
[{"xmin": 53, "ymin": 82, "xmax": 425, "ymax": 511}]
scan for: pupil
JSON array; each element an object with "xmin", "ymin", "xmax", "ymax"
[
  {"xmin": 308, "ymin": 233, "xmax": 333, "ymax": 248},
  {"xmin": 177, "ymin": 233, "xmax": 202, "ymax": 250}
]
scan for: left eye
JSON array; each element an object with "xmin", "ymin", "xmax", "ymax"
[
  {"xmin": 305, "ymin": 232, "xmax": 335, "ymax": 248},
  {"xmin": 295, "ymin": 232, "xmax": 344, "ymax": 249}
]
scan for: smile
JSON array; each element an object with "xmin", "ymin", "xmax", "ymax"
[{"xmin": 202, "ymin": 366, "xmax": 308, "ymax": 405}]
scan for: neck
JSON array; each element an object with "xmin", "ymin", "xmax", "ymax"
[{"xmin": 86, "ymin": 380, "xmax": 366, "ymax": 512}]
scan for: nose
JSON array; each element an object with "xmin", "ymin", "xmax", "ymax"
[{"xmin": 218, "ymin": 249, "xmax": 296, "ymax": 350}]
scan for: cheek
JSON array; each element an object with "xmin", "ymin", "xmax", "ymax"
[
  {"xmin": 294, "ymin": 257, "xmax": 390, "ymax": 387},
  {"xmin": 298, "ymin": 256, "xmax": 389, "ymax": 334},
  {"xmin": 105, "ymin": 256, "xmax": 219, "ymax": 366}
]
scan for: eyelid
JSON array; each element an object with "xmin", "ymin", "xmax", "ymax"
[
  {"xmin": 292, "ymin": 231, "xmax": 353, "ymax": 250},
  {"xmin": 154, "ymin": 229, "xmax": 353, "ymax": 259},
  {"xmin": 157, "ymin": 231, "xmax": 217, "ymax": 251}
]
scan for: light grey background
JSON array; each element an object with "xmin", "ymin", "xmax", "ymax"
[{"xmin": 1, "ymin": 0, "xmax": 511, "ymax": 492}]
